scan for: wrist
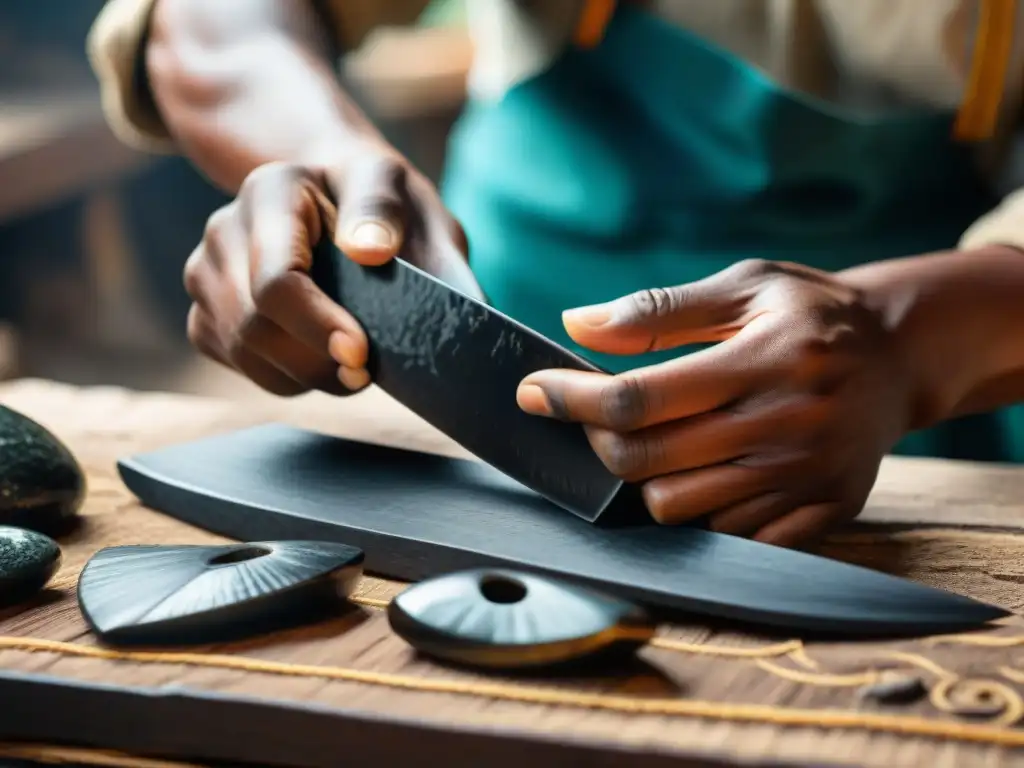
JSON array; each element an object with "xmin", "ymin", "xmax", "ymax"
[{"xmin": 840, "ymin": 246, "xmax": 1024, "ymax": 430}]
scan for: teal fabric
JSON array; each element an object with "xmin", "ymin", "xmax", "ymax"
[{"xmin": 441, "ymin": 6, "xmax": 1024, "ymax": 462}]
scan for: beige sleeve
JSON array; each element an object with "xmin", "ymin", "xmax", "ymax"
[
  {"xmin": 960, "ymin": 189, "xmax": 1024, "ymax": 251},
  {"xmin": 86, "ymin": 0, "xmax": 432, "ymax": 154},
  {"xmin": 86, "ymin": 0, "xmax": 171, "ymax": 152}
]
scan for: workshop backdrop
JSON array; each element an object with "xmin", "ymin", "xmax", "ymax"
[{"xmin": 0, "ymin": 0, "xmax": 468, "ymax": 392}]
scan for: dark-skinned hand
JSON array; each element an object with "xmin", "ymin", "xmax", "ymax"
[
  {"xmin": 516, "ymin": 258, "xmax": 913, "ymax": 550},
  {"xmin": 184, "ymin": 143, "xmax": 482, "ymax": 396}
]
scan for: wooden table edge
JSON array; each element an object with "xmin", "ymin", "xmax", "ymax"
[{"xmin": 0, "ymin": 669, "xmax": 813, "ymax": 768}]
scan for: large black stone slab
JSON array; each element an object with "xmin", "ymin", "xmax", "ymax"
[{"xmin": 117, "ymin": 423, "xmax": 1008, "ymax": 636}]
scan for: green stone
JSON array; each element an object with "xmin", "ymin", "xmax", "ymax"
[
  {"xmin": 0, "ymin": 525, "xmax": 62, "ymax": 606},
  {"xmin": 0, "ymin": 405, "xmax": 85, "ymax": 534}
]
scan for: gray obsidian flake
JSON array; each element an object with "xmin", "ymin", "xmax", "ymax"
[
  {"xmin": 78, "ymin": 540, "xmax": 365, "ymax": 646},
  {"xmin": 0, "ymin": 525, "xmax": 62, "ymax": 605}
]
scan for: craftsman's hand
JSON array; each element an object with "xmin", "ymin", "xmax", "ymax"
[
  {"xmin": 516, "ymin": 259, "xmax": 914, "ymax": 549},
  {"xmin": 183, "ymin": 144, "xmax": 482, "ymax": 396}
]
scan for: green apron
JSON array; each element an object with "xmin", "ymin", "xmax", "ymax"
[{"xmin": 441, "ymin": 5, "xmax": 1024, "ymax": 463}]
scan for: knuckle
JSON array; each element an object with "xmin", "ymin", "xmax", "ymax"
[
  {"xmin": 250, "ymin": 271, "xmax": 280, "ymax": 311},
  {"xmin": 355, "ymin": 151, "xmax": 406, "ymax": 183},
  {"xmin": 348, "ymin": 190, "xmax": 404, "ymax": 223},
  {"xmin": 799, "ymin": 402, "xmax": 841, "ymax": 453},
  {"xmin": 225, "ymin": 334, "xmax": 249, "ymax": 367},
  {"xmin": 182, "ymin": 247, "xmax": 206, "ymax": 298},
  {"xmin": 729, "ymin": 257, "xmax": 779, "ymax": 281},
  {"xmin": 186, "ymin": 307, "xmax": 219, "ymax": 359},
  {"xmin": 235, "ymin": 311, "xmax": 263, "ymax": 347},
  {"xmin": 337, "ymin": 153, "xmax": 412, "ymax": 228},
  {"xmin": 626, "ymin": 287, "xmax": 679, "ymax": 321},
  {"xmin": 251, "ymin": 268, "xmax": 302, "ymax": 314},
  {"xmin": 185, "ymin": 306, "xmax": 204, "ymax": 345},
  {"xmin": 346, "ymin": 153, "xmax": 406, "ymax": 193},
  {"xmin": 595, "ymin": 433, "xmax": 653, "ymax": 478},
  {"xmin": 447, "ymin": 215, "xmax": 469, "ymax": 255},
  {"xmin": 791, "ymin": 395, "xmax": 833, "ymax": 433},
  {"xmin": 201, "ymin": 205, "xmax": 234, "ymax": 244},
  {"xmin": 795, "ymin": 334, "xmax": 832, "ymax": 358},
  {"xmin": 239, "ymin": 161, "xmax": 302, "ymax": 195},
  {"xmin": 599, "ymin": 374, "xmax": 649, "ymax": 431},
  {"xmin": 790, "ymin": 325, "xmax": 859, "ymax": 372}
]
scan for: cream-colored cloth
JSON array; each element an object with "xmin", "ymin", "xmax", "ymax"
[{"xmin": 87, "ymin": 0, "xmax": 1024, "ymax": 252}]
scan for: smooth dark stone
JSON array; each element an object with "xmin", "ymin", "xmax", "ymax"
[
  {"xmin": 117, "ymin": 424, "xmax": 1009, "ymax": 636},
  {"xmin": 78, "ymin": 540, "xmax": 364, "ymax": 646},
  {"xmin": 857, "ymin": 674, "xmax": 927, "ymax": 704},
  {"xmin": 309, "ymin": 244, "xmax": 630, "ymax": 524},
  {"xmin": 388, "ymin": 568, "xmax": 654, "ymax": 670},
  {"xmin": 0, "ymin": 525, "xmax": 62, "ymax": 606},
  {"xmin": 0, "ymin": 405, "xmax": 85, "ymax": 534}
]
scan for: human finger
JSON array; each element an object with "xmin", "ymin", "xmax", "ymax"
[
  {"xmin": 330, "ymin": 154, "xmax": 408, "ymax": 266},
  {"xmin": 640, "ymin": 462, "xmax": 778, "ymax": 525},
  {"xmin": 228, "ymin": 344, "xmax": 308, "ymax": 397},
  {"xmin": 582, "ymin": 396, "xmax": 827, "ymax": 481},
  {"xmin": 561, "ymin": 259, "xmax": 776, "ymax": 355},
  {"xmin": 185, "ymin": 304, "xmax": 230, "ymax": 368},
  {"xmin": 706, "ymin": 492, "xmax": 799, "ymax": 537},
  {"xmin": 753, "ymin": 503, "xmax": 847, "ymax": 549},
  {"xmin": 238, "ymin": 314, "xmax": 349, "ymax": 395},
  {"xmin": 240, "ymin": 169, "xmax": 370, "ymax": 371},
  {"xmin": 517, "ymin": 336, "xmax": 773, "ymax": 431}
]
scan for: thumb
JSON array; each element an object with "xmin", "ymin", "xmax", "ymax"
[
  {"xmin": 563, "ymin": 273, "xmax": 754, "ymax": 355},
  {"xmin": 331, "ymin": 155, "xmax": 408, "ymax": 266}
]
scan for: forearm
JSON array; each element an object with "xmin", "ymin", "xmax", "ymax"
[
  {"xmin": 147, "ymin": 0, "xmax": 387, "ymax": 193},
  {"xmin": 839, "ymin": 245, "xmax": 1024, "ymax": 429}
]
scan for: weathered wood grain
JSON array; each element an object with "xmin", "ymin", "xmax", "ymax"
[{"xmin": 0, "ymin": 379, "xmax": 1023, "ymax": 767}]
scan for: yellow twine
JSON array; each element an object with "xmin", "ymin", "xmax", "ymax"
[{"xmin": 2, "ymin": 636, "xmax": 1024, "ymax": 746}]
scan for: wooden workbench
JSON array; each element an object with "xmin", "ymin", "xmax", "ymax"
[
  {"xmin": 1, "ymin": 378, "xmax": 1024, "ymax": 767},
  {"xmin": 0, "ymin": 88, "xmax": 151, "ymax": 225}
]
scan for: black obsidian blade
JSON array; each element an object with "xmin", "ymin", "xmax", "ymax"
[
  {"xmin": 117, "ymin": 424, "xmax": 1009, "ymax": 636},
  {"xmin": 309, "ymin": 244, "xmax": 626, "ymax": 524}
]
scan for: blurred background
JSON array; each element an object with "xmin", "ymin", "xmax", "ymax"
[{"xmin": 0, "ymin": 0, "xmax": 468, "ymax": 398}]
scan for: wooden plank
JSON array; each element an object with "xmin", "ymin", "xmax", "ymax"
[
  {"xmin": 0, "ymin": 380, "xmax": 1023, "ymax": 766},
  {"xmin": 0, "ymin": 669, "xmax": 755, "ymax": 768},
  {"xmin": 0, "ymin": 90, "xmax": 153, "ymax": 223}
]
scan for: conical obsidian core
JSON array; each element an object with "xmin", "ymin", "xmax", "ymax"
[{"xmin": 388, "ymin": 568, "xmax": 654, "ymax": 670}]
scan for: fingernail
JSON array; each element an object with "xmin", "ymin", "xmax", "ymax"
[
  {"xmin": 516, "ymin": 384, "xmax": 552, "ymax": 416},
  {"xmin": 328, "ymin": 331, "xmax": 364, "ymax": 369},
  {"xmin": 348, "ymin": 221, "xmax": 394, "ymax": 250},
  {"xmin": 339, "ymin": 367, "xmax": 371, "ymax": 391},
  {"xmin": 563, "ymin": 304, "xmax": 612, "ymax": 328}
]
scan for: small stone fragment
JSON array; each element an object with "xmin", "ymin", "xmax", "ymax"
[
  {"xmin": 857, "ymin": 672, "xmax": 927, "ymax": 704},
  {"xmin": 0, "ymin": 525, "xmax": 62, "ymax": 606}
]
